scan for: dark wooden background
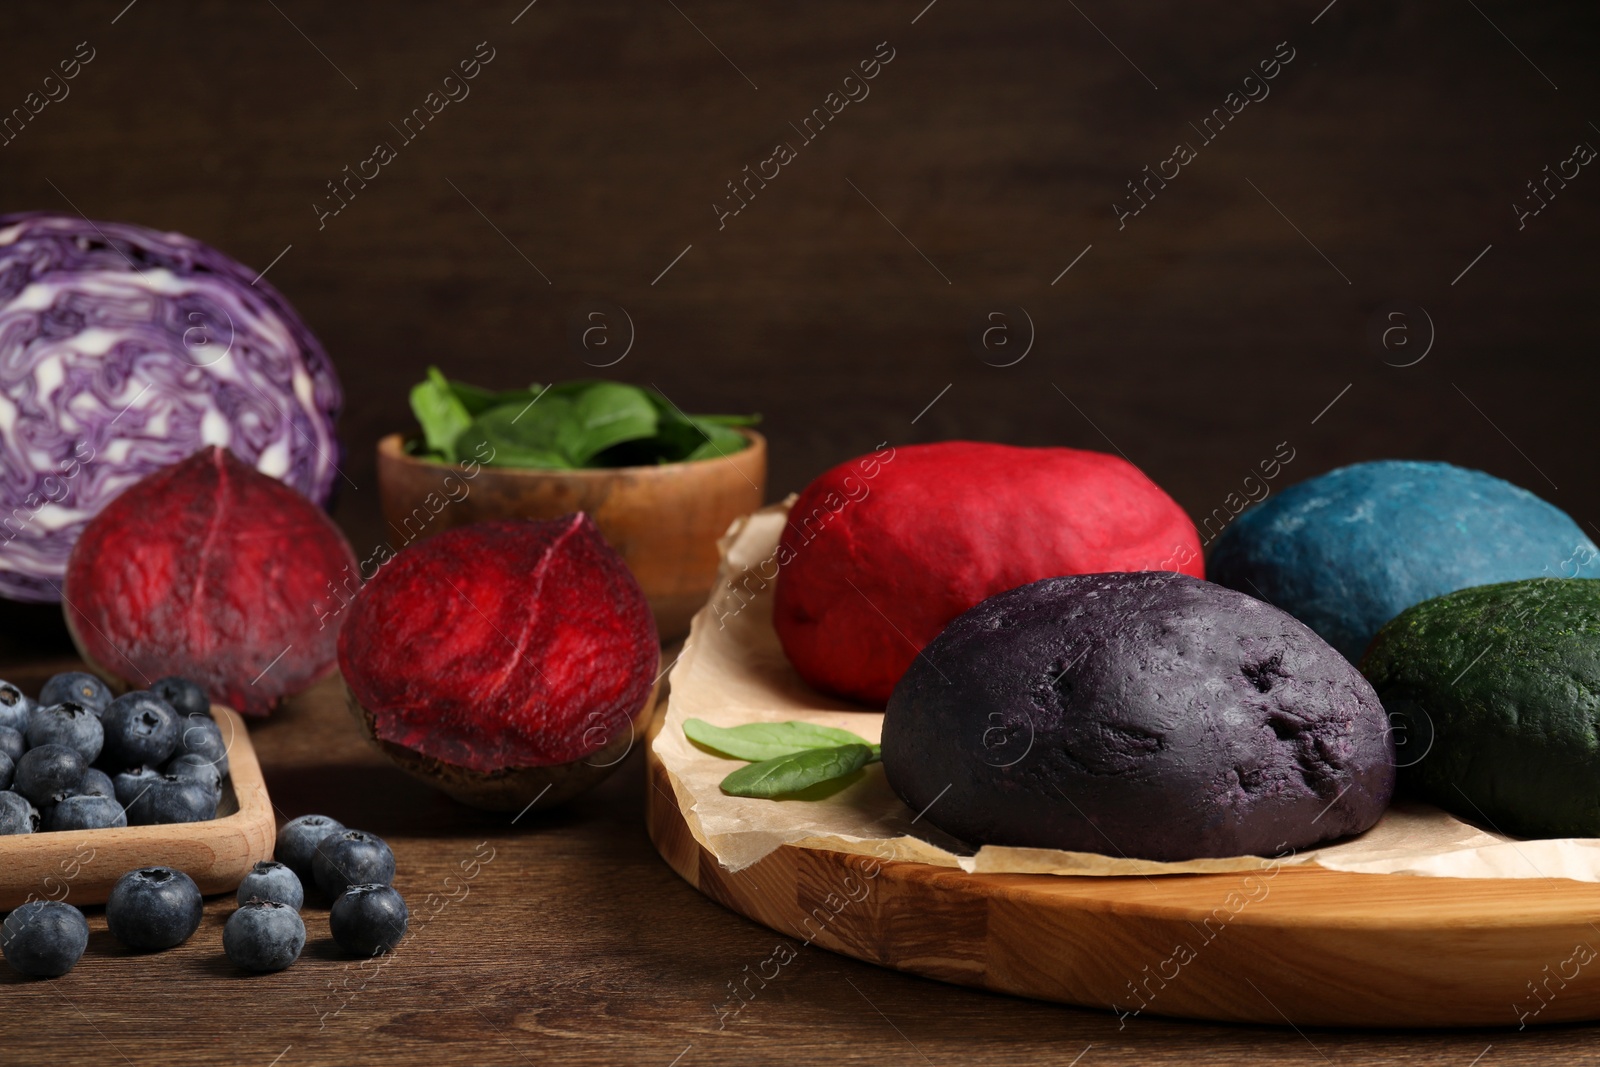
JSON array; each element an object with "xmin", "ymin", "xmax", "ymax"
[{"xmin": 3, "ymin": 1, "xmax": 1598, "ymax": 1062}]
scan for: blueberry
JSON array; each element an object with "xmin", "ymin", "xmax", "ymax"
[
  {"xmin": 152, "ymin": 676, "xmax": 210, "ymax": 718},
  {"xmin": 329, "ymin": 884, "xmax": 409, "ymax": 956},
  {"xmin": 237, "ymin": 860, "xmax": 304, "ymax": 909},
  {"xmin": 106, "ymin": 866, "xmax": 204, "ymax": 951},
  {"xmin": 26, "ymin": 702, "xmax": 103, "ymax": 764},
  {"xmin": 174, "ymin": 713, "xmax": 229, "ymax": 777},
  {"xmin": 112, "ymin": 766, "xmax": 162, "ymax": 809},
  {"xmin": 126, "ymin": 775, "xmax": 217, "ymax": 825},
  {"xmin": 1, "ymin": 900, "xmax": 89, "ymax": 977},
  {"xmin": 0, "ymin": 751, "xmax": 11, "ymax": 792},
  {"xmin": 312, "ymin": 829, "xmax": 396, "ymax": 899},
  {"xmin": 276, "ymin": 814, "xmax": 345, "ymax": 884},
  {"xmin": 79, "ymin": 768, "xmax": 116, "ymax": 798},
  {"xmin": 0, "ymin": 725, "xmax": 23, "ymax": 764},
  {"xmin": 38, "ymin": 672, "xmax": 111, "ymax": 715},
  {"xmin": 164, "ymin": 753, "xmax": 223, "ymax": 797},
  {"xmin": 0, "ymin": 791, "xmax": 38, "ymax": 834},
  {"xmin": 45, "ymin": 793, "xmax": 127, "ymax": 831},
  {"xmin": 99, "ymin": 692, "xmax": 180, "ymax": 770},
  {"xmin": 224, "ymin": 900, "xmax": 305, "ymax": 972},
  {"xmin": 0, "ymin": 680, "xmax": 33, "ymax": 733},
  {"xmin": 13, "ymin": 744, "xmax": 85, "ymax": 806}
]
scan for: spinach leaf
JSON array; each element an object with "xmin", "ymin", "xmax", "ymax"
[
  {"xmin": 648, "ymin": 411, "xmax": 744, "ymax": 463},
  {"xmin": 566, "ymin": 382, "xmax": 660, "ymax": 464},
  {"xmin": 719, "ymin": 744, "xmax": 875, "ymax": 798},
  {"xmin": 681, "ymin": 419, "xmax": 749, "ymax": 462},
  {"xmin": 451, "ymin": 379, "xmax": 542, "ymax": 417},
  {"xmin": 454, "ymin": 394, "xmax": 575, "ymax": 469},
  {"xmin": 446, "ymin": 379, "xmax": 502, "ymax": 417},
  {"xmin": 684, "ymin": 718, "xmax": 871, "ymax": 762},
  {"xmin": 409, "ymin": 366, "xmax": 474, "ymax": 463},
  {"xmin": 409, "ymin": 372, "xmax": 760, "ymax": 470},
  {"xmin": 644, "ymin": 390, "xmax": 756, "ymax": 462}
]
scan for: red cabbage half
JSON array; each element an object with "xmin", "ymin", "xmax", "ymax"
[{"xmin": 0, "ymin": 212, "xmax": 342, "ymax": 603}]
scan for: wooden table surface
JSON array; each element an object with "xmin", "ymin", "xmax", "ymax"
[
  {"xmin": 0, "ymin": 655, "xmax": 1590, "ymax": 1066},
  {"xmin": 4, "ymin": 0, "xmax": 1600, "ymax": 1061}
]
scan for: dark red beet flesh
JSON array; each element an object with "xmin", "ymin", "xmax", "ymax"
[
  {"xmin": 337, "ymin": 514, "xmax": 658, "ymax": 772},
  {"xmin": 62, "ymin": 447, "xmax": 358, "ymax": 716}
]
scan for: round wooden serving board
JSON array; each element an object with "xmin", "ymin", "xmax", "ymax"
[{"xmin": 646, "ymin": 717, "xmax": 1600, "ymax": 1029}]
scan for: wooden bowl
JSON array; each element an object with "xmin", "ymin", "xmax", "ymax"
[
  {"xmin": 0, "ymin": 704, "xmax": 276, "ymax": 910},
  {"xmin": 376, "ymin": 431, "xmax": 767, "ymax": 641},
  {"xmin": 344, "ymin": 675, "xmax": 661, "ymax": 812}
]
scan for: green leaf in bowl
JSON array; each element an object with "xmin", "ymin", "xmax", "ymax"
[
  {"xmin": 410, "ymin": 366, "xmax": 474, "ymax": 463},
  {"xmin": 566, "ymin": 382, "xmax": 660, "ymax": 464},
  {"xmin": 454, "ymin": 393, "xmax": 576, "ymax": 468},
  {"xmin": 681, "ymin": 420, "xmax": 749, "ymax": 462},
  {"xmin": 450, "ymin": 378, "xmax": 543, "ymax": 417},
  {"xmin": 409, "ymin": 371, "xmax": 761, "ymax": 470}
]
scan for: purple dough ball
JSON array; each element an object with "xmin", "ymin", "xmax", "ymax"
[{"xmin": 881, "ymin": 572, "xmax": 1395, "ymax": 861}]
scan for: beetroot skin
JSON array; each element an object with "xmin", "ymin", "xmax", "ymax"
[
  {"xmin": 62, "ymin": 447, "xmax": 358, "ymax": 715},
  {"xmin": 338, "ymin": 514, "xmax": 658, "ymax": 773},
  {"xmin": 773, "ymin": 441, "xmax": 1204, "ymax": 706}
]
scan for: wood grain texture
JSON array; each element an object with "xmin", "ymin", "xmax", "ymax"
[
  {"xmin": 376, "ymin": 431, "xmax": 766, "ymax": 640},
  {"xmin": 0, "ymin": 656, "xmax": 1593, "ymax": 1063},
  {"xmin": 645, "ymin": 716, "xmax": 1600, "ymax": 1029},
  {"xmin": 0, "ymin": 704, "xmax": 275, "ymax": 911},
  {"xmin": 2, "ymin": 0, "xmax": 1600, "ymax": 1060}
]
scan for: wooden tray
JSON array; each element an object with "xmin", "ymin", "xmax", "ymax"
[
  {"xmin": 646, "ymin": 710, "xmax": 1600, "ymax": 1029},
  {"xmin": 0, "ymin": 704, "xmax": 276, "ymax": 910}
]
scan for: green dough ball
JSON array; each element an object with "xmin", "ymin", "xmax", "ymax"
[{"xmin": 1362, "ymin": 577, "xmax": 1600, "ymax": 838}]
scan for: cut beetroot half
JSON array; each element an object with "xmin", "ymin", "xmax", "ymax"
[
  {"xmin": 62, "ymin": 446, "xmax": 359, "ymax": 715},
  {"xmin": 338, "ymin": 514, "xmax": 658, "ymax": 793}
]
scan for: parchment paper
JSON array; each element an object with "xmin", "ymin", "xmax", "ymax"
[{"xmin": 654, "ymin": 501, "xmax": 1600, "ymax": 881}]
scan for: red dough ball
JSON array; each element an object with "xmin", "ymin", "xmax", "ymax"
[
  {"xmin": 338, "ymin": 514, "xmax": 658, "ymax": 773},
  {"xmin": 772, "ymin": 441, "xmax": 1203, "ymax": 706},
  {"xmin": 63, "ymin": 447, "xmax": 359, "ymax": 715}
]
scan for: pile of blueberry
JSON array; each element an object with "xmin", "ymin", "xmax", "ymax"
[
  {"xmin": 0, "ymin": 814, "xmax": 409, "ymax": 976},
  {"xmin": 225, "ymin": 814, "xmax": 409, "ymax": 972},
  {"xmin": 0, "ymin": 671, "xmax": 230, "ymax": 833}
]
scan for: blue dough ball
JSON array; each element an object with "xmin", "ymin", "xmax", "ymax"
[{"xmin": 1210, "ymin": 460, "xmax": 1598, "ymax": 661}]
